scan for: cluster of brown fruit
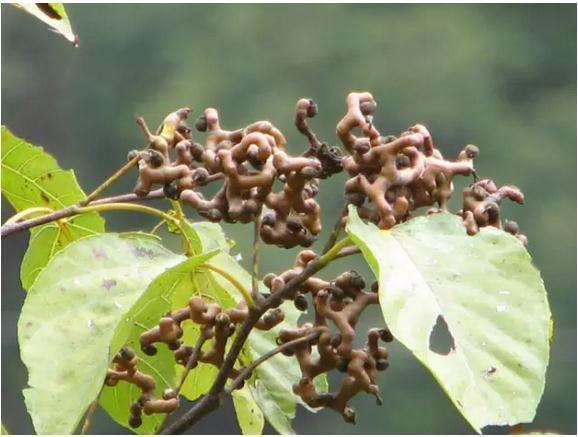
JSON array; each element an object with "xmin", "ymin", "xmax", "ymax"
[{"xmin": 129, "ymin": 91, "xmax": 526, "ymax": 247}]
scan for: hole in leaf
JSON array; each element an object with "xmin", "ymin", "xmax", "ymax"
[{"xmin": 429, "ymin": 315, "xmax": 455, "ymax": 355}]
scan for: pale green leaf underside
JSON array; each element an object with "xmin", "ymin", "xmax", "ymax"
[
  {"xmin": 100, "ymin": 251, "xmax": 216, "ymax": 434},
  {"xmin": 100, "ymin": 221, "xmax": 251, "ymax": 434},
  {"xmin": 13, "ymin": 3, "xmax": 77, "ymax": 45},
  {"xmin": 232, "ymin": 385, "xmax": 265, "ymax": 435},
  {"xmin": 346, "ymin": 208, "xmax": 551, "ymax": 432},
  {"xmin": 18, "ymin": 234, "xmax": 184, "ymax": 435},
  {"xmin": 1, "ymin": 126, "xmax": 105, "ymax": 290}
]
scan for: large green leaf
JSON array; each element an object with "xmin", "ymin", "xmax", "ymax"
[
  {"xmin": 1, "ymin": 126, "xmax": 105, "ymax": 290},
  {"xmin": 12, "ymin": 3, "xmax": 77, "ymax": 45},
  {"xmin": 346, "ymin": 207, "xmax": 551, "ymax": 432},
  {"xmin": 100, "ymin": 221, "xmax": 250, "ymax": 434},
  {"xmin": 18, "ymin": 233, "xmax": 184, "ymax": 435},
  {"xmin": 100, "ymin": 251, "xmax": 218, "ymax": 434}
]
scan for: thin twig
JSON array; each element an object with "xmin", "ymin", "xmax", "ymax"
[
  {"xmin": 321, "ymin": 202, "xmax": 349, "ymax": 254},
  {"xmin": 158, "ymin": 332, "xmax": 209, "ymax": 433},
  {"xmin": 79, "ymin": 156, "xmax": 139, "ymax": 206},
  {"xmin": 225, "ymin": 330, "xmax": 321, "ymax": 395},
  {"xmin": 335, "ymin": 245, "xmax": 360, "ymax": 260},
  {"xmin": 3, "ymin": 206, "xmax": 54, "ymax": 226},
  {"xmin": 150, "ymin": 219, "xmax": 166, "ymax": 234},
  {"xmin": 200, "ymin": 263, "xmax": 254, "ymax": 306},
  {"xmin": 251, "ymin": 214, "xmax": 264, "ymax": 304},
  {"xmin": 1, "ymin": 189, "xmax": 165, "ymax": 237}
]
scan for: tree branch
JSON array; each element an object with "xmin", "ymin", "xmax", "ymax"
[
  {"xmin": 79, "ymin": 156, "xmax": 139, "ymax": 206},
  {"xmin": 160, "ymin": 236, "xmax": 352, "ymax": 434},
  {"xmin": 1, "ymin": 189, "xmax": 165, "ymax": 237},
  {"xmin": 225, "ymin": 330, "xmax": 321, "ymax": 395}
]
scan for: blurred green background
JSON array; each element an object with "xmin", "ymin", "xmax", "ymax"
[{"xmin": 1, "ymin": 4, "xmax": 576, "ymax": 435}]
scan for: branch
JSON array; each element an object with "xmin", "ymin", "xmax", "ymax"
[
  {"xmin": 251, "ymin": 214, "xmax": 264, "ymax": 304},
  {"xmin": 225, "ymin": 330, "xmax": 321, "ymax": 395},
  {"xmin": 200, "ymin": 263, "xmax": 254, "ymax": 306},
  {"xmin": 158, "ymin": 332, "xmax": 210, "ymax": 432},
  {"xmin": 79, "ymin": 155, "xmax": 139, "ymax": 206},
  {"xmin": 1, "ymin": 189, "xmax": 165, "ymax": 237},
  {"xmin": 335, "ymin": 244, "xmax": 360, "ymax": 260},
  {"xmin": 160, "ymin": 237, "xmax": 352, "ymax": 435}
]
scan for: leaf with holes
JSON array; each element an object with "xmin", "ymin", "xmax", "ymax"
[
  {"xmin": 1, "ymin": 126, "xmax": 105, "ymax": 290},
  {"xmin": 100, "ymin": 250, "xmax": 218, "ymax": 434},
  {"xmin": 346, "ymin": 207, "xmax": 551, "ymax": 432},
  {"xmin": 12, "ymin": 3, "xmax": 77, "ymax": 45},
  {"xmin": 18, "ymin": 233, "xmax": 184, "ymax": 435}
]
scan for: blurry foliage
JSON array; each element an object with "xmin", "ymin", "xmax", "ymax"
[{"xmin": 1, "ymin": 4, "xmax": 575, "ymax": 434}]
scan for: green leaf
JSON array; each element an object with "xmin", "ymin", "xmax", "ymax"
[
  {"xmin": 100, "ymin": 251, "xmax": 217, "ymax": 434},
  {"xmin": 346, "ymin": 207, "xmax": 551, "ymax": 432},
  {"xmin": 12, "ymin": 3, "xmax": 77, "ymax": 46},
  {"xmin": 174, "ymin": 324, "xmax": 219, "ymax": 400},
  {"xmin": 1, "ymin": 423, "xmax": 9, "ymax": 435},
  {"xmin": 232, "ymin": 385, "xmax": 265, "ymax": 435},
  {"xmin": 1, "ymin": 126, "xmax": 105, "ymax": 290},
  {"xmin": 18, "ymin": 233, "xmax": 184, "ymax": 435},
  {"xmin": 99, "ymin": 222, "xmax": 244, "ymax": 434}
]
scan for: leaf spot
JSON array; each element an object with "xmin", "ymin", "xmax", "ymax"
[
  {"xmin": 102, "ymin": 278, "xmax": 117, "ymax": 291},
  {"xmin": 87, "ymin": 319, "xmax": 95, "ymax": 329},
  {"xmin": 133, "ymin": 246, "xmax": 157, "ymax": 259},
  {"xmin": 496, "ymin": 303, "xmax": 507, "ymax": 313},
  {"xmin": 92, "ymin": 247, "xmax": 108, "ymax": 259},
  {"xmin": 429, "ymin": 315, "xmax": 455, "ymax": 355},
  {"xmin": 483, "ymin": 366, "xmax": 497, "ymax": 377}
]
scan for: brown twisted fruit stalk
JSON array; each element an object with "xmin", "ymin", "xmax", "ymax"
[
  {"xmin": 295, "ymin": 98, "xmax": 344, "ymax": 178},
  {"xmin": 260, "ymin": 98, "xmax": 343, "ymax": 248},
  {"xmin": 139, "ymin": 296, "xmax": 284, "ymax": 371},
  {"xmin": 264, "ymin": 250, "xmax": 392, "ymax": 423},
  {"xmin": 136, "ymin": 107, "xmax": 191, "ymax": 161},
  {"xmin": 337, "ymin": 92, "xmax": 480, "ymax": 229},
  {"xmin": 105, "ymin": 346, "xmax": 179, "ymax": 428},
  {"xmin": 461, "ymin": 178, "xmax": 526, "ymax": 244},
  {"xmin": 180, "ymin": 132, "xmax": 277, "ymax": 223}
]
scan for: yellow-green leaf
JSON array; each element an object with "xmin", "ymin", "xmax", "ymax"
[
  {"xmin": 18, "ymin": 233, "xmax": 184, "ymax": 435},
  {"xmin": 346, "ymin": 206, "xmax": 551, "ymax": 432},
  {"xmin": 100, "ymin": 250, "xmax": 217, "ymax": 434},
  {"xmin": 1, "ymin": 126, "xmax": 105, "ymax": 290},
  {"xmin": 232, "ymin": 385, "xmax": 265, "ymax": 435}
]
